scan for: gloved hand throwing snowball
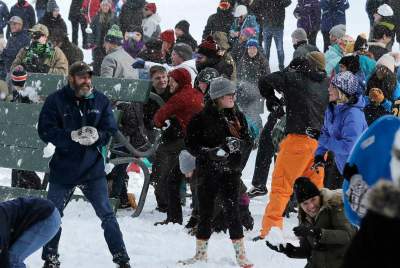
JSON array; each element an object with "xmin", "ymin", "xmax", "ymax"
[{"xmin": 71, "ymin": 126, "xmax": 99, "ymax": 146}]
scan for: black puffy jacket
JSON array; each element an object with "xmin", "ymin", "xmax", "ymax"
[
  {"xmin": 202, "ymin": 8, "xmax": 235, "ymax": 39},
  {"xmin": 119, "ymin": 0, "xmax": 145, "ymax": 34},
  {"xmin": 259, "ymin": 58, "xmax": 329, "ymax": 135},
  {"xmin": 261, "ymin": 0, "xmax": 292, "ymax": 28}
]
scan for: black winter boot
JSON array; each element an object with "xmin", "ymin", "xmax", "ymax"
[
  {"xmin": 43, "ymin": 255, "xmax": 60, "ymax": 268},
  {"xmin": 117, "ymin": 262, "xmax": 131, "ymax": 268}
]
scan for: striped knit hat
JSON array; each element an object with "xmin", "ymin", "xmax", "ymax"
[{"xmin": 11, "ymin": 65, "xmax": 27, "ymax": 87}]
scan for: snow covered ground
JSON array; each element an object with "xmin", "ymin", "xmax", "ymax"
[{"xmin": 0, "ymin": 0, "xmax": 377, "ymax": 267}]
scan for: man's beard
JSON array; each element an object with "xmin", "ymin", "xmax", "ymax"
[{"xmin": 75, "ymin": 82, "xmax": 92, "ymax": 97}]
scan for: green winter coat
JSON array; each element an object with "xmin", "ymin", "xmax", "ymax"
[{"xmin": 296, "ymin": 189, "xmax": 357, "ymax": 268}]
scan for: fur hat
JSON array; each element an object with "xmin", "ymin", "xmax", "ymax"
[
  {"xmin": 209, "ymin": 77, "xmax": 236, "ymax": 100},
  {"xmin": 173, "ymin": 43, "xmax": 193, "ymax": 61},
  {"xmin": 11, "ymin": 65, "xmax": 27, "ymax": 87},
  {"xmin": 294, "ymin": 177, "xmax": 320, "ymax": 204},
  {"xmin": 145, "ymin": 3, "xmax": 157, "ymax": 14},
  {"xmin": 329, "ymin": 24, "xmax": 346, "ymax": 39},
  {"xmin": 307, "ymin": 51, "xmax": 326, "ymax": 71},
  {"xmin": 212, "ymin": 31, "xmax": 230, "ymax": 50},
  {"xmin": 175, "ymin": 20, "xmax": 190, "ymax": 34},
  {"xmin": 179, "ymin": 150, "xmax": 196, "ymax": 174},
  {"xmin": 291, "ymin": 28, "xmax": 308, "ymax": 42},
  {"xmin": 198, "ymin": 36, "xmax": 219, "ymax": 58},
  {"xmin": 104, "ymin": 24, "xmax": 123, "ymax": 44},
  {"xmin": 377, "ymin": 4, "xmax": 394, "ymax": 17},
  {"xmin": 160, "ymin": 29, "xmax": 175, "ymax": 43},
  {"xmin": 377, "ymin": 53, "xmax": 395, "ymax": 73},
  {"xmin": 331, "ymin": 71, "xmax": 359, "ymax": 96}
]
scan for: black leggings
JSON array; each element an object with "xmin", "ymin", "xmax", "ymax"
[{"xmin": 196, "ymin": 171, "xmax": 243, "ymax": 240}]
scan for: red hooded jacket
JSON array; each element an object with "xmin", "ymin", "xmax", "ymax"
[
  {"xmin": 153, "ymin": 68, "xmax": 204, "ymax": 135},
  {"xmin": 81, "ymin": 0, "xmax": 101, "ymax": 24}
]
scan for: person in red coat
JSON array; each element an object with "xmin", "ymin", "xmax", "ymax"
[
  {"xmin": 81, "ymin": 0, "xmax": 100, "ymax": 25},
  {"xmin": 153, "ymin": 67, "xmax": 204, "ymax": 225}
]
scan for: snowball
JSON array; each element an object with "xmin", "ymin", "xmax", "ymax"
[
  {"xmin": 266, "ymin": 227, "xmax": 286, "ymax": 247},
  {"xmin": 216, "ymin": 149, "xmax": 227, "ymax": 157},
  {"xmin": 85, "ymin": 27, "xmax": 93, "ymax": 34},
  {"xmin": 105, "ymin": 163, "xmax": 115, "ymax": 175},
  {"xmin": 20, "ymin": 86, "xmax": 40, "ymax": 103},
  {"xmin": 43, "ymin": 143, "xmax": 56, "ymax": 158}
]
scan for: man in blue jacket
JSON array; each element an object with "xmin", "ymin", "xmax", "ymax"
[{"xmin": 38, "ymin": 61, "xmax": 131, "ymax": 268}]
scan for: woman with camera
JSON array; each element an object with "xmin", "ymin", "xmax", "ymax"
[{"xmin": 181, "ymin": 77, "xmax": 253, "ymax": 268}]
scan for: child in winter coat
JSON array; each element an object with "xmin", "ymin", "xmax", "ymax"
[
  {"xmin": 267, "ymin": 177, "xmax": 356, "ymax": 268},
  {"xmin": 314, "ymin": 71, "xmax": 368, "ymax": 189},
  {"xmin": 182, "ymin": 77, "xmax": 253, "ymax": 268}
]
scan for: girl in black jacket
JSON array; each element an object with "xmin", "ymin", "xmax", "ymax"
[{"xmin": 181, "ymin": 77, "xmax": 253, "ymax": 268}]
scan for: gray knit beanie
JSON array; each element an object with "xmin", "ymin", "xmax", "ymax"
[
  {"xmin": 173, "ymin": 43, "xmax": 193, "ymax": 62},
  {"xmin": 209, "ymin": 77, "xmax": 236, "ymax": 100},
  {"xmin": 291, "ymin": 28, "xmax": 308, "ymax": 42},
  {"xmin": 329, "ymin": 24, "xmax": 346, "ymax": 39},
  {"xmin": 47, "ymin": 0, "xmax": 59, "ymax": 12},
  {"xmin": 179, "ymin": 150, "xmax": 196, "ymax": 174}
]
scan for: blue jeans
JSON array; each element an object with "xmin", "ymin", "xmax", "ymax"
[
  {"xmin": 36, "ymin": 9, "xmax": 45, "ymax": 22},
  {"xmin": 263, "ymin": 25, "xmax": 285, "ymax": 70},
  {"xmin": 42, "ymin": 178, "xmax": 130, "ymax": 264},
  {"xmin": 9, "ymin": 209, "xmax": 61, "ymax": 268}
]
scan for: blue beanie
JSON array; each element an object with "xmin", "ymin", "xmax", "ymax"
[
  {"xmin": 331, "ymin": 71, "xmax": 359, "ymax": 96},
  {"xmin": 246, "ymin": 38, "xmax": 258, "ymax": 48}
]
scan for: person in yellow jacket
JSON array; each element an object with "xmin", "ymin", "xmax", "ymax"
[
  {"xmin": 255, "ymin": 53, "xmax": 329, "ymax": 239},
  {"xmin": 11, "ymin": 23, "xmax": 68, "ymax": 75}
]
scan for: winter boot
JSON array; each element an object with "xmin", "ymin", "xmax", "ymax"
[
  {"xmin": 178, "ymin": 239, "xmax": 208, "ymax": 265},
  {"xmin": 232, "ymin": 239, "xmax": 253, "ymax": 268},
  {"xmin": 42, "ymin": 255, "xmax": 60, "ymax": 268},
  {"xmin": 116, "ymin": 262, "xmax": 131, "ymax": 268}
]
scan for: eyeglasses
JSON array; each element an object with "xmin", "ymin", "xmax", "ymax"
[{"xmin": 30, "ymin": 31, "xmax": 44, "ymax": 40}]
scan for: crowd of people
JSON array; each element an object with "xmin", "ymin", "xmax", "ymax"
[{"xmin": 1, "ymin": 0, "xmax": 400, "ymax": 267}]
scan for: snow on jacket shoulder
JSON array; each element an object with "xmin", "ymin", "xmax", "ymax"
[
  {"xmin": 316, "ymin": 97, "xmax": 368, "ymax": 174},
  {"xmin": 101, "ymin": 46, "xmax": 139, "ymax": 79},
  {"xmin": 38, "ymin": 85, "xmax": 117, "ymax": 185}
]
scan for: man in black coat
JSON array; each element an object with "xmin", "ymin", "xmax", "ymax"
[
  {"xmin": 175, "ymin": 20, "xmax": 198, "ymax": 51},
  {"xmin": 39, "ymin": 1, "xmax": 67, "ymax": 42},
  {"xmin": 119, "ymin": 0, "xmax": 145, "ymax": 35},
  {"xmin": 0, "ymin": 198, "xmax": 60, "ymax": 268},
  {"xmin": 35, "ymin": 0, "xmax": 48, "ymax": 21},
  {"xmin": 202, "ymin": 0, "xmax": 234, "ymax": 40}
]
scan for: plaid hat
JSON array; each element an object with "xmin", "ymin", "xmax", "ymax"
[
  {"xmin": 173, "ymin": 43, "xmax": 193, "ymax": 61},
  {"xmin": 11, "ymin": 65, "xmax": 27, "ymax": 87},
  {"xmin": 291, "ymin": 28, "xmax": 308, "ymax": 42},
  {"xmin": 46, "ymin": 0, "xmax": 59, "ymax": 12},
  {"xmin": 29, "ymin": 24, "xmax": 49, "ymax": 37},
  {"xmin": 198, "ymin": 36, "xmax": 219, "ymax": 58},
  {"xmin": 209, "ymin": 77, "xmax": 236, "ymax": 100},
  {"xmin": 294, "ymin": 177, "xmax": 320, "ymax": 203},
  {"xmin": 246, "ymin": 38, "xmax": 258, "ymax": 48},
  {"xmin": 331, "ymin": 71, "xmax": 359, "ymax": 96},
  {"xmin": 145, "ymin": 3, "xmax": 157, "ymax": 14},
  {"xmin": 104, "ymin": 24, "xmax": 123, "ymax": 44},
  {"xmin": 160, "ymin": 29, "xmax": 175, "ymax": 43},
  {"xmin": 329, "ymin": 24, "xmax": 346, "ymax": 39}
]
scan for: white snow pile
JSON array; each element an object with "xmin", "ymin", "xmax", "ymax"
[
  {"xmin": 43, "ymin": 143, "xmax": 56, "ymax": 158},
  {"xmin": 19, "ymin": 86, "xmax": 40, "ymax": 103},
  {"xmin": 265, "ymin": 227, "xmax": 287, "ymax": 247}
]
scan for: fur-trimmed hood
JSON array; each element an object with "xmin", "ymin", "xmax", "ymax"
[
  {"xmin": 367, "ymin": 180, "xmax": 400, "ymax": 219},
  {"xmin": 299, "ymin": 188, "xmax": 343, "ymax": 223}
]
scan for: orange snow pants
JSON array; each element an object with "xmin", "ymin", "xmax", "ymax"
[{"xmin": 260, "ymin": 134, "xmax": 324, "ymax": 238}]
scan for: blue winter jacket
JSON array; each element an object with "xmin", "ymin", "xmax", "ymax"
[
  {"xmin": 38, "ymin": 85, "xmax": 118, "ymax": 185},
  {"xmin": 325, "ymin": 43, "xmax": 343, "ymax": 76},
  {"xmin": 230, "ymin": 15, "xmax": 260, "ymax": 40},
  {"xmin": 294, "ymin": 0, "xmax": 321, "ymax": 34},
  {"xmin": 316, "ymin": 96, "xmax": 368, "ymax": 174},
  {"xmin": 320, "ymin": 0, "xmax": 350, "ymax": 33},
  {"xmin": 0, "ymin": 198, "xmax": 55, "ymax": 268}
]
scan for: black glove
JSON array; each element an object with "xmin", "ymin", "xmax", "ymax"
[
  {"xmin": 252, "ymin": 235, "xmax": 264, "ymax": 242},
  {"xmin": 293, "ymin": 226, "xmax": 322, "ymax": 240},
  {"xmin": 343, "ymin": 163, "xmax": 359, "ymax": 181},
  {"xmin": 207, "ymin": 147, "xmax": 229, "ymax": 162},
  {"xmin": 266, "ymin": 241, "xmax": 298, "ymax": 257},
  {"xmin": 311, "ymin": 155, "xmax": 325, "ymax": 171},
  {"xmin": 266, "ymin": 241, "xmax": 286, "ymax": 253},
  {"xmin": 266, "ymin": 95, "xmax": 282, "ymax": 112}
]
